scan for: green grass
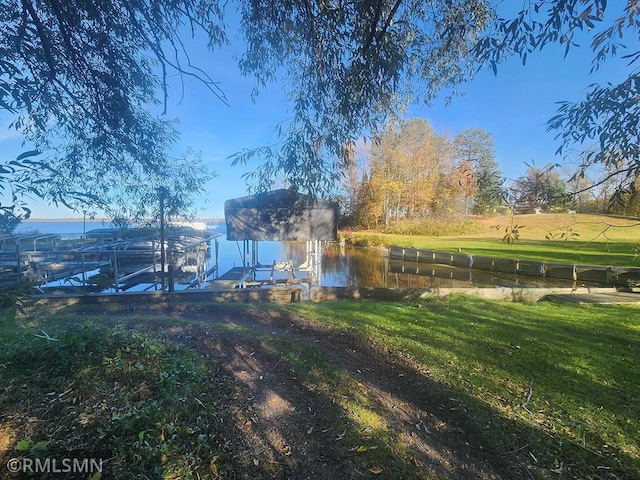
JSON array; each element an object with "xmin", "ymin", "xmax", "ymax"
[
  {"xmin": 346, "ymin": 213, "xmax": 640, "ymax": 266},
  {"xmin": 288, "ymin": 297, "xmax": 640, "ymax": 479},
  {"xmin": 399, "ymin": 236, "xmax": 639, "ymax": 265},
  {"xmin": 1, "ymin": 296, "xmax": 639, "ymax": 479}
]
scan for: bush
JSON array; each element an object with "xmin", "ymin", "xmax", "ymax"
[
  {"xmin": 0, "ymin": 327, "xmax": 240, "ymax": 479},
  {"xmin": 382, "ymin": 218, "xmax": 483, "ymax": 236},
  {"xmin": 340, "ymin": 230, "xmax": 389, "ymax": 247}
]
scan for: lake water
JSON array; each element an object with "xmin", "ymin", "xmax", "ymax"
[{"xmin": 13, "ymin": 220, "xmax": 586, "ymax": 289}]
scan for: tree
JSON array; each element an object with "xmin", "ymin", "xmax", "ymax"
[
  {"xmin": 231, "ymin": 0, "xmax": 495, "ymax": 195},
  {"xmin": 338, "ymin": 142, "xmax": 366, "ymax": 225},
  {"xmin": 5, "ymin": 0, "xmax": 639, "ymax": 217},
  {"xmin": 560, "ymin": 149, "xmax": 610, "ymax": 213},
  {"xmin": 474, "ymin": 161, "xmax": 506, "ymax": 214},
  {"xmin": 511, "ymin": 166, "xmax": 570, "ymax": 211},
  {"xmin": 0, "ymin": 153, "xmax": 44, "ymax": 229},
  {"xmin": 353, "ymin": 172, "xmax": 384, "ymax": 230},
  {"xmin": 474, "ymin": 1, "xmax": 640, "ymax": 208},
  {"xmin": 453, "ymin": 127, "xmax": 504, "ymax": 214},
  {"xmin": 355, "ymin": 118, "xmax": 462, "ymax": 227},
  {"xmin": 1, "ymin": 0, "xmax": 225, "ymax": 227},
  {"xmin": 234, "ymin": 1, "xmax": 640, "ymax": 201}
]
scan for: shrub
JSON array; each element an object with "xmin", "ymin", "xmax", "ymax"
[
  {"xmin": 383, "ymin": 218, "xmax": 483, "ymax": 236},
  {"xmin": 0, "ymin": 327, "xmax": 240, "ymax": 479},
  {"xmin": 340, "ymin": 231, "xmax": 389, "ymax": 247}
]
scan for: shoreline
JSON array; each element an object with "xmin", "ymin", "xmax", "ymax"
[
  {"xmin": 23, "ymin": 217, "xmax": 225, "ymax": 223},
  {"xmin": 23, "ymin": 218, "xmax": 110, "ymax": 222}
]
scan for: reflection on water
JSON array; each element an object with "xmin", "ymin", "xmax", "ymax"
[
  {"xmin": 321, "ymin": 244, "xmax": 387, "ymax": 287},
  {"xmin": 318, "ymin": 244, "xmax": 593, "ymax": 289},
  {"xmin": 13, "ymin": 222, "xmax": 598, "ymax": 290},
  {"xmin": 215, "ymin": 240, "xmax": 597, "ymax": 288}
]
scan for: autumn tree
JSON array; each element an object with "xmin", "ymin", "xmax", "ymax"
[
  {"xmin": 235, "ymin": 1, "xmax": 640, "ymax": 202},
  {"xmin": 4, "ymin": 0, "xmax": 640, "ymax": 222},
  {"xmin": 355, "ymin": 118, "xmax": 464, "ymax": 227},
  {"xmin": 231, "ymin": 0, "xmax": 494, "ymax": 195},
  {"xmin": 353, "ymin": 172, "xmax": 384, "ymax": 230}
]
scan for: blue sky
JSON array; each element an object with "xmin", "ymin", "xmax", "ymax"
[{"xmin": 1, "ymin": 9, "xmax": 636, "ymax": 219}]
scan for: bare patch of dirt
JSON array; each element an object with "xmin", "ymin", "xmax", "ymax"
[{"xmin": 98, "ymin": 301, "xmax": 518, "ymax": 479}]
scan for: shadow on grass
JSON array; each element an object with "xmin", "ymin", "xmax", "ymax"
[
  {"xmin": 3, "ymin": 298, "xmax": 639, "ymax": 479},
  {"xmin": 169, "ymin": 316, "xmax": 511, "ymax": 479},
  {"xmin": 158, "ymin": 299, "xmax": 639, "ymax": 479},
  {"xmin": 286, "ymin": 298, "xmax": 640, "ymax": 479}
]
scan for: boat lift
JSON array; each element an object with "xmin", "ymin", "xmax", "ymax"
[
  {"xmin": 219, "ymin": 190, "xmax": 338, "ymax": 289},
  {"xmin": 0, "ymin": 228, "xmax": 220, "ymax": 293},
  {"xmin": 232, "ymin": 239, "xmax": 325, "ymax": 288}
]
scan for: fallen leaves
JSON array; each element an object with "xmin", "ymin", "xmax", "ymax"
[
  {"xmin": 350, "ymin": 444, "xmax": 379, "ymax": 453},
  {"xmin": 209, "ymin": 457, "xmax": 219, "ymax": 475}
]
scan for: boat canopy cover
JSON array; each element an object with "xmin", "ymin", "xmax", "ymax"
[{"xmin": 224, "ymin": 189, "xmax": 338, "ymax": 241}]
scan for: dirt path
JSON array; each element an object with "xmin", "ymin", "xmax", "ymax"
[{"xmin": 124, "ymin": 303, "xmax": 516, "ymax": 479}]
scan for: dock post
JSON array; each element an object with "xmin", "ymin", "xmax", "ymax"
[
  {"xmin": 113, "ymin": 251, "xmax": 119, "ymax": 293},
  {"xmin": 215, "ymin": 238, "xmax": 219, "ymax": 279},
  {"xmin": 252, "ymin": 241, "xmax": 258, "ymax": 270},
  {"xmin": 168, "ymin": 265, "xmax": 175, "ymax": 292},
  {"xmin": 81, "ymin": 252, "xmax": 86, "ymax": 282},
  {"xmin": 16, "ymin": 241, "xmax": 21, "ymax": 285}
]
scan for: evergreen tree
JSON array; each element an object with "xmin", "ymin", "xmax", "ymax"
[
  {"xmin": 453, "ymin": 128, "xmax": 504, "ymax": 214},
  {"xmin": 474, "ymin": 158, "xmax": 505, "ymax": 214}
]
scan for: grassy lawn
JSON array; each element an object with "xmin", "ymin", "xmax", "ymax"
[
  {"xmin": 345, "ymin": 213, "xmax": 640, "ymax": 266},
  {"xmin": 0, "ymin": 296, "xmax": 638, "ymax": 479},
  {"xmin": 289, "ymin": 298, "xmax": 640, "ymax": 478}
]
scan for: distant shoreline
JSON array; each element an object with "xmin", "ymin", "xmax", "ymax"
[
  {"xmin": 24, "ymin": 218, "xmax": 225, "ymax": 223},
  {"xmin": 23, "ymin": 218, "xmax": 110, "ymax": 223}
]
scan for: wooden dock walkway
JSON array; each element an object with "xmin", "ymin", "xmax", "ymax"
[
  {"xmin": 545, "ymin": 291, "xmax": 640, "ymax": 304},
  {"xmin": 207, "ymin": 267, "xmax": 247, "ymax": 290}
]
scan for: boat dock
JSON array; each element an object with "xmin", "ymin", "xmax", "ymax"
[
  {"xmin": 207, "ymin": 261, "xmax": 314, "ymax": 290},
  {"xmin": 207, "ymin": 267, "xmax": 247, "ymax": 290},
  {"xmin": 1, "ymin": 227, "xmax": 219, "ymax": 293},
  {"xmin": 389, "ymin": 246, "xmax": 640, "ymax": 286}
]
